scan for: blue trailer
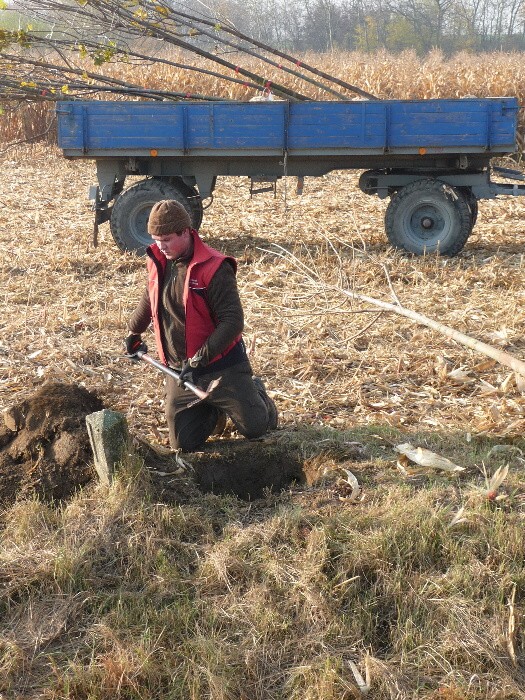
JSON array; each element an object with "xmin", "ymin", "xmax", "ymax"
[{"xmin": 56, "ymin": 97, "xmax": 525, "ymax": 256}]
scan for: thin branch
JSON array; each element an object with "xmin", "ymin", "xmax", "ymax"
[
  {"xmin": 18, "ymin": 0, "xmax": 311, "ymax": 100},
  {"xmin": 0, "ymin": 53, "xmax": 229, "ymax": 102},
  {"xmin": 268, "ymin": 244, "xmax": 525, "ymax": 379},
  {"xmin": 170, "ymin": 5, "xmax": 378, "ymax": 99},
  {"xmin": 154, "ymin": 2, "xmax": 350, "ymax": 100},
  {"xmin": 346, "ymin": 312, "xmax": 385, "ymax": 342},
  {"xmin": 5, "ymin": 35, "xmax": 267, "ymax": 94},
  {"xmin": 381, "ymin": 262, "xmax": 402, "ymax": 306}
]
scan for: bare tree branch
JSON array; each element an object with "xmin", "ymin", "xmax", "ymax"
[{"xmin": 267, "ymin": 243, "xmax": 525, "ymax": 379}]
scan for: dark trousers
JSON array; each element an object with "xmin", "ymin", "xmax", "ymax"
[{"xmin": 165, "ymin": 361, "xmax": 271, "ymax": 451}]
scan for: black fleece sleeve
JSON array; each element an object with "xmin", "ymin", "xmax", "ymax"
[{"xmin": 127, "ymin": 286, "xmax": 152, "ymax": 335}]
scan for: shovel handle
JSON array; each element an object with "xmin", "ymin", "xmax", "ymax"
[{"xmin": 136, "ymin": 351, "xmax": 210, "ymax": 400}]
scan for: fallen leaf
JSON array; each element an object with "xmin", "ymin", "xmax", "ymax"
[
  {"xmin": 489, "ymin": 404, "xmax": 502, "ymax": 423},
  {"xmin": 395, "ymin": 443, "xmax": 465, "ymax": 472},
  {"xmin": 448, "ymin": 367, "xmax": 474, "ymax": 384},
  {"xmin": 486, "ymin": 463, "xmax": 509, "ymax": 493},
  {"xmin": 473, "ymin": 359, "xmax": 497, "ymax": 372},
  {"xmin": 434, "ymin": 355, "xmax": 449, "ymax": 380},
  {"xmin": 516, "ymin": 373, "xmax": 525, "ymax": 394},
  {"xmin": 341, "ymin": 469, "xmax": 362, "ymax": 502},
  {"xmin": 507, "ymin": 583, "xmax": 517, "ymax": 666},
  {"xmin": 448, "ymin": 506, "xmax": 470, "ymax": 527},
  {"xmin": 489, "ymin": 328, "xmax": 511, "ymax": 345},
  {"xmin": 500, "ymin": 372, "xmax": 514, "ymax": 393}
]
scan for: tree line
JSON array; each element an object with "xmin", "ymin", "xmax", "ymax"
[
  {"xmin": 202, "ymin": 0, "xmax": 525, "ymax": 54},
  {"xmin": 3, "ymin": 0, "xmax": 525, "ymax": 56}
]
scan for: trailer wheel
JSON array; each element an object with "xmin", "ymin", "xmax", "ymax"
[
  {"xmin": 169, "ymin": 177, "xmax": 204, "ymax": 230},
  {"xmin": 110, "ymin": 178, "xmax": 202, "ymax": 254},
  {"xmin": 460, "ymin": 187, "xmax": 478, "ymax": 227},
  {"xmin": 385, "ymin": 179, "xmax": 473, "ymax": 256}
]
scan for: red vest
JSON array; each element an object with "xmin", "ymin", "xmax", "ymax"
[{"xmin": 146, "ymin": 230, "xmax": 241, "ymax": 365}]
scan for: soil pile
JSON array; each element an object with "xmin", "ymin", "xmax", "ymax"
[
  {"xmin": 0, "ymin": 382, "xmax": 103, "ymax": 505},
  {"xmin": 0, "ymin": 381, "xmax": 307, "ymax": 506},
  {"xmin": 0, "ymin": 383, "xmax": 364, "ymax": 506}
]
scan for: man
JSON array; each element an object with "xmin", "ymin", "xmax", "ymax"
[{"xmin": 125, "ymin": 199, "xmax": 277, "ymax": 452}]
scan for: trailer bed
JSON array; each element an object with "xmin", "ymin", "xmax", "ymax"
[{"xmin": 57, "ymin": 98, "xmax": 518, "ymax": 157}]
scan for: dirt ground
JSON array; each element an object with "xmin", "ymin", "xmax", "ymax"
[
  {"xmin": 0, "ymin": 380, "xmax": 360, "ymax": 505},
  {"xmin": 0, "ymin": 381, "xmax": 323, "ymax": 504},
  {"xmin": 135, "ymin": 433, "xmax": 312, "ymax": 501}
]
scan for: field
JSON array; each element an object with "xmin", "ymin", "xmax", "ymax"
[{"xmin": 1, "ymin": 51, "xmax": 525, "ymax": 699}]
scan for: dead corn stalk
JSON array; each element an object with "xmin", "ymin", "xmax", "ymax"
[{"xmin": 266, "ymin": 243, "xmax": 525, "ymax": 381}]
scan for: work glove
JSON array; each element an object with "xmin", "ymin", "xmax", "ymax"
[
  {"xmin": 124, "ymin": 333, "xmax": 147, "ymax": 360},
  {"xmin": 177, "ymin": 360, "xmax": 193, "ymax": 387},
  {"xmin": 177, "ymin": 349, "xmax": 204, "ymax": 387}
]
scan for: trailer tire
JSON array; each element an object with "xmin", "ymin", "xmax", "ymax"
[
  {"xmin": 460, "ymin": 187, "xmax": 478, "ymax": 227},
  {"xmin": 169, "ymin": 177, "xmax": 204, "ymax": 230},
  {"xmin": 110, "ymin": 178, "xmax": 202, "ymax": 255},
  {"xmin": 385, "ymin": 179, "xmax": 473, "ymax": 256}
]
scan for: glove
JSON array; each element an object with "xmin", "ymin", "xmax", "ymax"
[
  {"xmin": 124, "ymin": 333, "xmax": 147, "ymax": 359},
  {"xmin": 177, "ymin": 350, "xmax": 204, "ymax": 387},
  {"xmin": 177, "ymin": 360, "xmax": 193, "ymax": 387}
]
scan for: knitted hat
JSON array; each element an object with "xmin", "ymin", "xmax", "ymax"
[{"xmin": 147, "ymin": 200, "xmax": 191, "ymax": 236}]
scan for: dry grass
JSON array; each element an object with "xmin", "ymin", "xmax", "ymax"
[
  {"xmin": 1, "ymin": 146, "xmax": 524, "ymax": 440},
  {"xmin": 0, "ymin": 453, "xmax": 524, "ymax": 699},
  {"xmin": 0, "ymin": 52, "xmax": 525, "ymax": 699}
]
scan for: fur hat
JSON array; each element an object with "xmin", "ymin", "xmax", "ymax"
[{"xmin": 147, "ymin": 200, "xmax": 191, "ymax": 236}]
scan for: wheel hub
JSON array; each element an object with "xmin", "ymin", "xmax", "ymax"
[
  {"xmin": 408, "ymin": 204, "xmax": 445, "ymax": 241},
  {"xmin": 131, "ymin": 203, "xmax": 156, "ymax": 245}
]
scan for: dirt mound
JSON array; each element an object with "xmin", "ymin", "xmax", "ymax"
[
  {"xmin": 0, "ymin": 384, "xmax": 366, "ymax": 506},
  {"xmin": 0, "ymin": 382, "xmax": 103, "ymax": 505},
  {"xmin": 0, "ymin": 383, "xmax": 307, "ymax": 507}
]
